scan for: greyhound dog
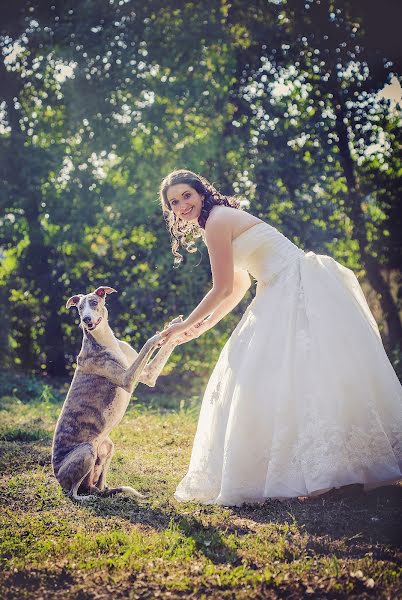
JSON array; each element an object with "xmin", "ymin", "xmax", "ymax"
[{"xmin": 52, "ymin": 286, "xmax": 178, "ymax": 501}]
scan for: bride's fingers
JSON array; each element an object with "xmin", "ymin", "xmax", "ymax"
[
  {"xmin": 170, "ymin": 315, "xmax": 183, "ymax": 325},
  {"xmin": 163, "ymin": 316, "xmax": 182, "ymax": 329}
]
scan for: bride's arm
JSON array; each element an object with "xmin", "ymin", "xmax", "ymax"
[
  {"xmin": 175, "ymin": 271, "xmax": 251, "ymax": 344},
  {"xmin": 159, "ymin": 214, "xmax": 235, "ymax": 342},
  {"xmin": 183, "ymin": 216, "xmax": 235, "ymax": 328},
  {"xmin": 201, "ymin": 270, "xmax": 251, "ymax": 331}
]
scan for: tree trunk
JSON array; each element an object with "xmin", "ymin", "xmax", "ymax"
[
  {"xmin": 334, "ymin": 98, "xmax": 402, "ymax": 350},
  {"xmin": 24, "ymin": 200, "xmax": 68, "ymax": 377},
  {"xmin": 12, "ymin": 304, "xmax": 37, "ymax": 372}
]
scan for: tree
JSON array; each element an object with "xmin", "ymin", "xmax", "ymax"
[
  {"xmin": 220, "ymin": 0, "xmax": 401, "ymax": 348},
  {"xmin": 1, "ymin": 0, "xmax": 400, "ymax": 379}
]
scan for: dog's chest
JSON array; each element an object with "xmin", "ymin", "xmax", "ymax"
[
  {"xmin": 102, "ymin": 386, "xmax": 130, "ymax": 432},
  {"xmin": 110, "ymin": 345, "xmax": 130, "ymax": 368},
  {"xmin": 100, "ymin": 346, "xmax": 131, "ymax": 428}
]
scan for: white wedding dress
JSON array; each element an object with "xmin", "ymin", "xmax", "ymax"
[{"xmin": 175, "ymin": 222, "xmax": 402, "ymax": 505}]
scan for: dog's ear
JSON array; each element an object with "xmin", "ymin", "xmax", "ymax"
[
  {"xmin": 66, "ymin": 294, "xmax": 84, "ymax": 309},
  {"xmin": 94, "ymin": 286, "xmax": 117, "ymax": 298}
]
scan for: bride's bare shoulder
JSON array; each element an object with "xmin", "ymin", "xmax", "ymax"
[
  {"xmin": 206, "ymin": 206, "xmax": 261, "ymax": 236},
  {"xmin": 206, "ymin": 205, "xmax": 246, "ymax": 227},
  {"xmin": 204, "ymin": 208, "xmax": 232, "ymax": 243}
]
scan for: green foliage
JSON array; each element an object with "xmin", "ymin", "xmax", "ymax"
[
  {"xmin": 0, "ymin": 371, "xmax": 64, "ymax": 404},
  {"xmin": 0, "ymin": 0, "xmax": 401, "ymax": 377}
]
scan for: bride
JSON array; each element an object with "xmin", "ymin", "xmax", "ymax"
[{"xmin": 158, "ymin": 169, "xmax": 402, "ymax": 505}]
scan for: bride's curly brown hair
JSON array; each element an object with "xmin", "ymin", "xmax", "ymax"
[{"xmin": 159, "ymin": 169, "xmax": 242, "ymax": 265}]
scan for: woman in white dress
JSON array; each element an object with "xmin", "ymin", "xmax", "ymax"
[{"xmin": 158, "ymin": 169, "xmax": 402, "ymax": 505}]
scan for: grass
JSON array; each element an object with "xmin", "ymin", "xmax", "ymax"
[{"xmin": 0, "ymin": 383, "xmax": 401, "ymax": 599}]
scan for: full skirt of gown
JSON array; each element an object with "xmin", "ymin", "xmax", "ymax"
[{"xmin": 174, "ymin": 223, "xmax": 402, "ymax": 505}]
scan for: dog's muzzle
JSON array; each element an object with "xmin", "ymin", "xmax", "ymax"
[{"xmin": 83, "ymin": 316, "xmax": 102, "ymax": 330}]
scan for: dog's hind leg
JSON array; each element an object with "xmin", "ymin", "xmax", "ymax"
[
  {"xmin": 101, "ymin": 485, "xmax": 145, "ymax": 498},
  {"xmin": 56, "ymin": 442, "xmax": 97, "ymax": 501},
  {"xmin": 92, "ymin": 438, "xmax": 145, "ymax": 499},
  {"xmin": 94, "ymin": 437, "xmax": 114, "ymax": 492},
  {"xmin": 71, "ymin": 470, "xmax": 96, "ymax": 501}
]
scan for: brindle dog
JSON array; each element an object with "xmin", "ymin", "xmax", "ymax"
[{"xmin": 52, "ymin": 286, "xmax": 178, "ymax": 500}]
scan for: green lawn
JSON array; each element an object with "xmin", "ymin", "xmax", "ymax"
[{"xmin": 0, "ymin": 388, "xmax": 401, "ymax": 599}]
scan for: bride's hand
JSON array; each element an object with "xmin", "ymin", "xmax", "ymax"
[
  {"xmin": 175, "ymin": 320, "xmax": 209, "ymax": 345},
  {"xmin": 159, "ymin": 319, "xmax": 189, "ymax": 345}
]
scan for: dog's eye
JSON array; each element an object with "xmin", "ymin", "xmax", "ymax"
[{"xmin": 90, "ymin": 301, "xmax": 98, "ymax": 308}]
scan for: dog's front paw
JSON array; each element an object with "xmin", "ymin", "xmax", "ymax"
[{"xmin": 147, "ymin": 333, "xmax": 162, "ymax": 347}]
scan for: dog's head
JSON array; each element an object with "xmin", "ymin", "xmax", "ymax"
[{"xmin": 66, "ymin": 286, "xmax": 117, "ymax": 332}]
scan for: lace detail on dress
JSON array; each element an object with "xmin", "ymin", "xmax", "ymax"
[{"xmin": 264, "ymin": 398, "xmax": 402, "ymax": 497}]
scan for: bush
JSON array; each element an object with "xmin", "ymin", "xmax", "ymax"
[{"xmin": 0, "ymin": 371, "xmax": 65, "ymax": 404}]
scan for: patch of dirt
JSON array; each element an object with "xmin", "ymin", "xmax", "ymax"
[{"xmin": 0, "ymin": 568, "xmax": 75, "ymax": 599}]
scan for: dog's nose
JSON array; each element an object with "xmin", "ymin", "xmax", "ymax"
[{"xmin": 83, "ymin": 317, "xmax": 92, "ymax": 324}]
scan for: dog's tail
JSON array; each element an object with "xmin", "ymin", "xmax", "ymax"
[{"xmin": 101, "ymin": 486, "xmax": 146, "ymax": 498}]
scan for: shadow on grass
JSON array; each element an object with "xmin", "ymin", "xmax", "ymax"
[
  {"xmin": 0, "ymin": 427, "xmax": 52, "ymax": 443},
  {"xmin": 231, "ymin": 483, "xmax": 402, "ymax": 559},
  {"xmin": 0, "ymin": 439, "xmax": 51, "ymax": 476},
  {"xmin": 84, "ymin": 498, "xmax": 239, "ymax": 565}
]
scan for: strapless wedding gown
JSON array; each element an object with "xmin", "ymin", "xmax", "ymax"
[{"xmin": 175, "ymin": 222, "xmax": 402, "ymax": 505}]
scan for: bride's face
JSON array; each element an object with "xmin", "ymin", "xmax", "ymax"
[{"xmin": 166, "ymin": 184, "xmax": 204, "ymax": 222}]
